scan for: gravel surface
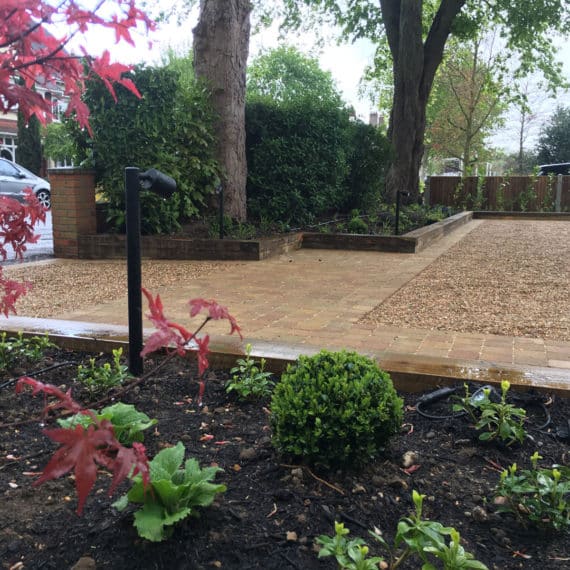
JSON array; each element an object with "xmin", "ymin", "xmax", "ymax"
[
  {"xmin": 361, "ymin": 220, "xmax": 570, "ymax": 341},
  {"xmin": 4, "ymin": 259, "xmax": 231, "ymax": 318}
]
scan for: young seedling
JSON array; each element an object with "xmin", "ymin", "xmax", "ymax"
[
  {"xmin": 453, "ymin": 380, "xmax": 527, "ymax": 446},
  {"xmin": 316, "ymin": 491, "xmax": 488, "ymax": 570},
  {"xmin": 226, "ymin": 343, "xmax": 274, "ymax": 400},
  {"xmin": 495, "ymin": 451, "xmax": 570, "ymax": 532}
]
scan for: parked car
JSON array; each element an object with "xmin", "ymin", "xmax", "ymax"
[
  {"xmin": 0, "ymin": 158, "xmax": 51, "ymax": 208},
  {"xmin": 537, "ymin": 162, "xmax": 570, "ymax": 176}
]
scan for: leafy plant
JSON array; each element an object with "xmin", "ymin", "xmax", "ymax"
[
  {"xmin": 452, "ymin": 380, "xmax": 527, "ymax": 446},
  {"xmin": 15, "ymin": 289, "xmax": 240, "ymax": 519},
  {"xmin": 271, "ymin": 350, "xmax": 403, "ymax": 467},
  {"xmin": 0, "ymin": 331, "xmax": 54, "ymax": 371},
  {"xmin": 495, "ymin": 451, "xmax": 570, "ymax": 532},
  {"xmin": 347, "ymin": 216, "xmax": 369, "ymax": 234},
  {"xmin": 316, "ymin": 521, "xmax": 383, "ymax": 570},
  {"xmin": 227, "ymin": 343, "xmax": 274, "ymax": 400},
  {"xmin": 77, "ymin": 348, "xmax": 132, "ymax": 396},
  {"xmin": 317, "ymin": 492, "xmax": 487, "ymax": 570},
  {"xmin": 57, "ymin": 403, "xmax": 157, "ymax": 445},
  {"xmin": 113, "ymin": 442, "xmax": 226, "ymax": 542},
  {"xmin": 16, "ymin": 378, "xmax": 150, "ymax": 514}
]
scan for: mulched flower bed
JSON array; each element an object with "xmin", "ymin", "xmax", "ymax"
[{"xmin": 1, "ymin": 347, "xmax": 569, "ymax": 569}]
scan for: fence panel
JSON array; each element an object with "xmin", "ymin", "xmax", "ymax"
[{"xmin": 428, "ymin": 175, "xmax": 568, "ymax": 211}]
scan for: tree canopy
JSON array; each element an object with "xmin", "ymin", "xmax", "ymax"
[
  {"xmin": 536, "ymin": 106, "xmax": 570, "ymax": 165},
  {"xmin": 247, "ymin": 46, "xmax": 343, "ymax": 107},
  {"xmin": 278, "ymin": 0, "xmax": 570, "ymax": 199}
]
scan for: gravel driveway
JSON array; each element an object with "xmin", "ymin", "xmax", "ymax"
[
  {"xmin": 360, "ymin": 220, "xmax": 570, "ymax": 341},
  {"xmin": 4, "ymin": 220, "xmax": 570, "ymax": 343}
]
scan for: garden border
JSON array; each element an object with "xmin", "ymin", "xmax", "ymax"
[
  {"xmin": 4, "ymin": 316, "xmax": 569, "ymax": 396},
  {"xmin": 76, "ymin": 211, "xmax": 473, "ymax": 260}
]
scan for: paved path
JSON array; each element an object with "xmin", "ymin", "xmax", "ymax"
[{"xmin": 44, "ymin": 219, "xmax": 569, "ymax": 371}]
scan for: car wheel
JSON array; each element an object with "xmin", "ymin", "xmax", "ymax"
[{"xmin": 35, "ymin": 189, "xmax": 51, "ymax": 209}]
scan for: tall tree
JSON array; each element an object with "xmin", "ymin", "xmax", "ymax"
[
  {"xmin": 193, "ymin": 0, "xmax": 252, "ymax": 221},
  {"xmin": 17, "ymin": 112, "xmax": 42, "ymax": 174},
  {"xmin": 426, "ymin": 34, "xmax": 507, "ymax": 175},
  {"xmin": 536, "ymin": 106, "xmax": 570, "ymax": 165},
  {"xmin": 280, "ymin": 0, "xmax": 570, "ymax": 200},
  {"xmin": 247, "ymin": 45, "xmax": 343, "ymax": 107}
]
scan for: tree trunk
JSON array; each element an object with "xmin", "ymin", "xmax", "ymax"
[
  {"xmin": 193, "ymin": 0, "xmax": 252, "ymax": 221},
  {"xmin": 381, "ymin": 0, "xmax": 466, "ymax": 202}
]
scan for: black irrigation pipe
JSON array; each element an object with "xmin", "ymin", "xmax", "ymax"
[
  {"xmin": 0, "ymin": 361, "xmax": 74, "ymax": 390},
  {"xmin": 415, "ymin": 384, "xmax": 552, "ymax": 432}
]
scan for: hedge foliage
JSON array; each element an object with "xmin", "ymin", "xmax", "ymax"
[
  {"xmin": 73, "ymin": 59, "xmax": 219, "ymax": 234},
  {"xmin": 271, "ymin": 350, "xmax": 403, "ymax": 468}
]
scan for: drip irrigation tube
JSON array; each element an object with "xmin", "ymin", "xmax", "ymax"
[
  {"xmin": 0, "ymin": 361, "xmax": 74, "ymax": 390},
  {"xmin": 415, "ymin": 383, "xmax": 552, "ymax": 432}
]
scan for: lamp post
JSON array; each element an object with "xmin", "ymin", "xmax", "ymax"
[
  {"xmin": 125, "ymin": 167, "xmax": 177, "ymax": 375},
  {"xmin": 216, "ymin": 181, "xmax": 224, "ymax": 239},
  {"xmin": 394, "ymin": 190, "xmax": 410, "ymax": 236}
]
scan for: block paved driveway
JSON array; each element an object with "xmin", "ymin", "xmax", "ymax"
[{"xmin": 53, "ymin": 219, "xmax": 570, "ymax": 370}]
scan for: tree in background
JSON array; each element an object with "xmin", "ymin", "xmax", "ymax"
[
  {"xmin": 279, "ymin": 0, "xmax": 570, "ymax": 202},
  {"xmin": 426, "ymin": 34, "xmax": 508, "ymax": 175},
  {"xmin": 247, "ymin": 46, "xmax": 343, "ymax": 107},
  {"xmin": 536, "ymin": 106, "xmax": 570, "ymax": 165},
  {"xmin": 193, "ymin": 0, "xmax": 252, "ymax": 222},
  {"xmin": 16, "ymin": 112, "xmax": 42, "ymax": 175}
]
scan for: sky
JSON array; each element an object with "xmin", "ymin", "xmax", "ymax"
[{"xmin": 79, "ymin": 8, "xmax": 570, "ymax": 155}]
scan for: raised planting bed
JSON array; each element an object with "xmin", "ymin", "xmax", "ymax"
[
  {"xmin": 473, "ymin": 211, "xmax": 570, "ymax": 220},
  {"xmin": 75, "ymin": 211, "xmax": 473, "ymax": 261},
  {"xmin": 303, "ymin": 211, "xmax": 472, "ymax": 254},
  {"xmin": 1, "ymin": 344, "xmax": 569, "ymax": 569}
]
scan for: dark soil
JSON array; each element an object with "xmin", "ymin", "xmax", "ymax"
[{"xmin": 1, "ymin": 347, "xmax": 569, "ymax": 570}]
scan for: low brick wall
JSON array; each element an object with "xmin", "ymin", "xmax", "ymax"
[
  {"xmin": 473, "ymin": 211, "xmax": 570, "ymax": 220},
  {"xmin": 78, "ymin": 231, "xmax": 303, "ymax": 261},
  {"xmin": 302, "ymin": 211, "xmax": 473, "ymax": 254}
]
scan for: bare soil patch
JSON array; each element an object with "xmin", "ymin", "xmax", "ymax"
[
  {"xmin": 1, "ymin": 348, "xmax": 569, "ymax": 569},
  {"xmin": 361, "ymin": 221, "xmax": 570, "ymax": 341}
]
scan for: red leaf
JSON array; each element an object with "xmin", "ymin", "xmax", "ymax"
[
  {"xmin": 189, "ymin": 299, "xmax": 242, "ymax": 338},
  {"xmin": 36, "ymin": 424, "xmax": 118, "ymax": 514}
]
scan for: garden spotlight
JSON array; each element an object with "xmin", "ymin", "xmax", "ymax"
[{"xmin": 125, "ymin": 167, "xmax": 178, "ymax": 375}]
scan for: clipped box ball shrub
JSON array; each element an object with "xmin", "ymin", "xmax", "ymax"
[{"xmin": 271, "ymin": 350, "xmax": 403, "ymax": 468}]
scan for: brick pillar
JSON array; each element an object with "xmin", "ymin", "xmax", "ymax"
[{"xmin": 49, "ymin": 169, "xmax": 96, "ymax": 258}]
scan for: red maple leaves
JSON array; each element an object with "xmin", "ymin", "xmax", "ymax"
[
  {"xmin": 0, "ymin": 191, "xmax": 47, "ymax": 316},
  {"xmin": 1, "ymin": 0, "xmax": 153, "ymax": 131},
  {"xmin": 16, "ymin": 378, "xmax": 150, "ymax": 515},
  {"xmin": 141, "ymin": 288, "xmax": 242, "ymax": 404}
]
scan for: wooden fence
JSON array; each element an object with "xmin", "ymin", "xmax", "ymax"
[{"xmin": 426, "ymin": 176, "xmax": 570, "ymax": 212}]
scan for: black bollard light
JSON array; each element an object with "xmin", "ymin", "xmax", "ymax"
[
  {"xmin": 394, "ymin": 190, "xmax": 410, "ymax": 236},
  {"xmin": 125, "ymin": 167, "xmax": 177, "ymax": 375},
  {"xmin": 216, "ymin": 182, "xmax": 224, "ymax": 239}
]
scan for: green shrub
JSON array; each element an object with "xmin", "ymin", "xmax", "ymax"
[
  {"xmin": 271, "ymin": 350, "xmax": 403, "ymax": 467},
  {"xmin": 347, "ymin": 216, "xmax": 369, "ymax": 234},
  {"xmin": 0, "ymin": 332, "xmax": 54, "ymax": 372},
  {"xmin": 246, "ymin": 100, "xmax": 351, "ymax": 226},
  {"xmin": 77, "ymin": 348, "xmax": 132, "ymax": 396},
  {"xmin": 495, "ymin": 451, "xmax": 570, "ymax": 532},
  {"xmin": 70, "ymin": 58, "xmax": 219, "ymax": 235},
  {"xmin": 227, "ymin": 343, "xmax": 274, "ymax": 400},
  {"xmin": 344, "ymin": 122, "xmax": 392, "ymax": 211}
]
